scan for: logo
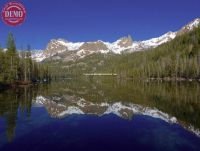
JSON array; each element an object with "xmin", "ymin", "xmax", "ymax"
[{"xmin": 1, "ymin": 1, "xmax": 26, "ymax": 26}]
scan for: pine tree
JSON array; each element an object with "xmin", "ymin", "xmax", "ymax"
[
  {"xmin": 6, "ymin": 33, "xmax": 18, "ymax": 83},
  {"xmin": 0, "ymin": 45, "xmax": 5, "ymax": 82}
]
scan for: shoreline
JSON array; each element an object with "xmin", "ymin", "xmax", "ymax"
[
  {"xmin": 117, "ymin": 76, "xmax": 200, "ymax": 82},
  {"xmin": 0, "ymin": 81, "xmax": 33, "ymax": 91},
  {"xmin": 1, "ymin": 77, "xmax": 200, "ymax": 91},
  {"xmin": 145, "ymin": 77, "xmax": 200, "ymax": 82}
]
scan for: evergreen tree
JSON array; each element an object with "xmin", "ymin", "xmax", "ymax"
[{"xmin": 5, "ymin": 33, "xmax": 18, "ymax": 83}]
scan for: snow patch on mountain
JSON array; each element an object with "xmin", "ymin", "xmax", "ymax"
[
  {"xmin": 141, "ymin": 32, "xmax": 177, "ymax": 47},
  {"xmin": 57, "ymin": 39, "xmax": 84, "ymax": 51},
  {"xmin": 31, "ymin": 50, "xmax": 46, "ymax": 62}
]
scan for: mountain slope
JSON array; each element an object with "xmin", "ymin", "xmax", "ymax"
[
  {"xmin": 54, "ymin": 23, "xmax": 200, "ymax": 79},
  {"xmin": 32, "ymin": 18, "xmax": 200, "ymax": 62}
]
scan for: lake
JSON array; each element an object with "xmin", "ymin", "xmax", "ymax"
[{"xmin": 0, "ymin": 77, "xmax": 200, "ymax": 151}]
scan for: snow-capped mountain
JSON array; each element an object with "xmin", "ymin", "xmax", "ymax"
[{"xmin": 32, "ymin": 18, "xmax": 200, "ymax": 62}]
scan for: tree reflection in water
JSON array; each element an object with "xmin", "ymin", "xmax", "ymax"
[
  {"xmin": 0, "ymin": 77, "xmax": 200, "ymax": 142},
  {"xmin": 0, "ymin": 86, "xmax": 37, "ymax": 141}
]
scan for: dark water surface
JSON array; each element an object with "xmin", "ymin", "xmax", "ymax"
[{"xmin": 0, "ymin": 78, "xmax": 200, "ymax": 151}]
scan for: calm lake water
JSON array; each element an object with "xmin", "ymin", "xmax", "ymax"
[{"xmin": 0, "ymin": 77, "xmax": 200, "ymax": 151}]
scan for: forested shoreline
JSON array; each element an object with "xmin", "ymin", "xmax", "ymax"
[
  {"xmin": 0, "ymin": 33, "xmax": 50, "ymax": 89},
  {"xmin": 1, "ymin": 26, "xmax": 200, "ymax": 89}
]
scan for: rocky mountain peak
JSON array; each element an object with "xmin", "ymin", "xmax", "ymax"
[
  {"xmin": 117, "ymin": 35, "xmax": 133, "ymax": 47},
  {"xmin": 79, "ymin": 41, "xmax": 108, "ymax": 51},
  {"xmin": 44, "ymin": 39, "xmax": 67, "ymax": 56}
]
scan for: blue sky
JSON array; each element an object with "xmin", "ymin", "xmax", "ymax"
[{"xmin": 0, "ymin": 0, "xmax": 199, "ymax": 49}]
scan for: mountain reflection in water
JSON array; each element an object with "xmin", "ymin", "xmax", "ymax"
[
  {"xmin": 33, "ymin": 95, "xmax": 200, "ymax": 137},
  {"xmin": 0, "ymin": 77, "xmax": 200, "ymax": 150}
]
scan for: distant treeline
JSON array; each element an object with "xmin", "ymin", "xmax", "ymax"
[{"xmin": 0, "ymin": 33, "xmax": 50, "ymax": 85}]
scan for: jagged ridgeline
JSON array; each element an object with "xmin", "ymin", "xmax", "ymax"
[
  {"xmin": 0, "ymin": 33, "xmax": 50, "ymax": 86},
  {"xmin": 47, "ymin": 25, "xmax": 200, "ymax": 80}
]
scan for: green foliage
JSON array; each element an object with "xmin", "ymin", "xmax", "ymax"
[
  {"xmin": 0, "ymin": 33, "xmax": 50, "ymax": 84},
  {"xmin": 6, "ymin": 32, "xmax": 17, "ymax": 57}
]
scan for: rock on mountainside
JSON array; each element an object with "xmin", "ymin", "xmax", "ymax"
[
  {"xmin": 77, "ymin": 41, "xmax": 110, "ymax": 58},
  {"xmin": 117, "ymin": 35, "xmax": 133, "ymax": 47},
  {"xmin": 32, "ymin": 18, "xmax": 200, "ymax": 62}
]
